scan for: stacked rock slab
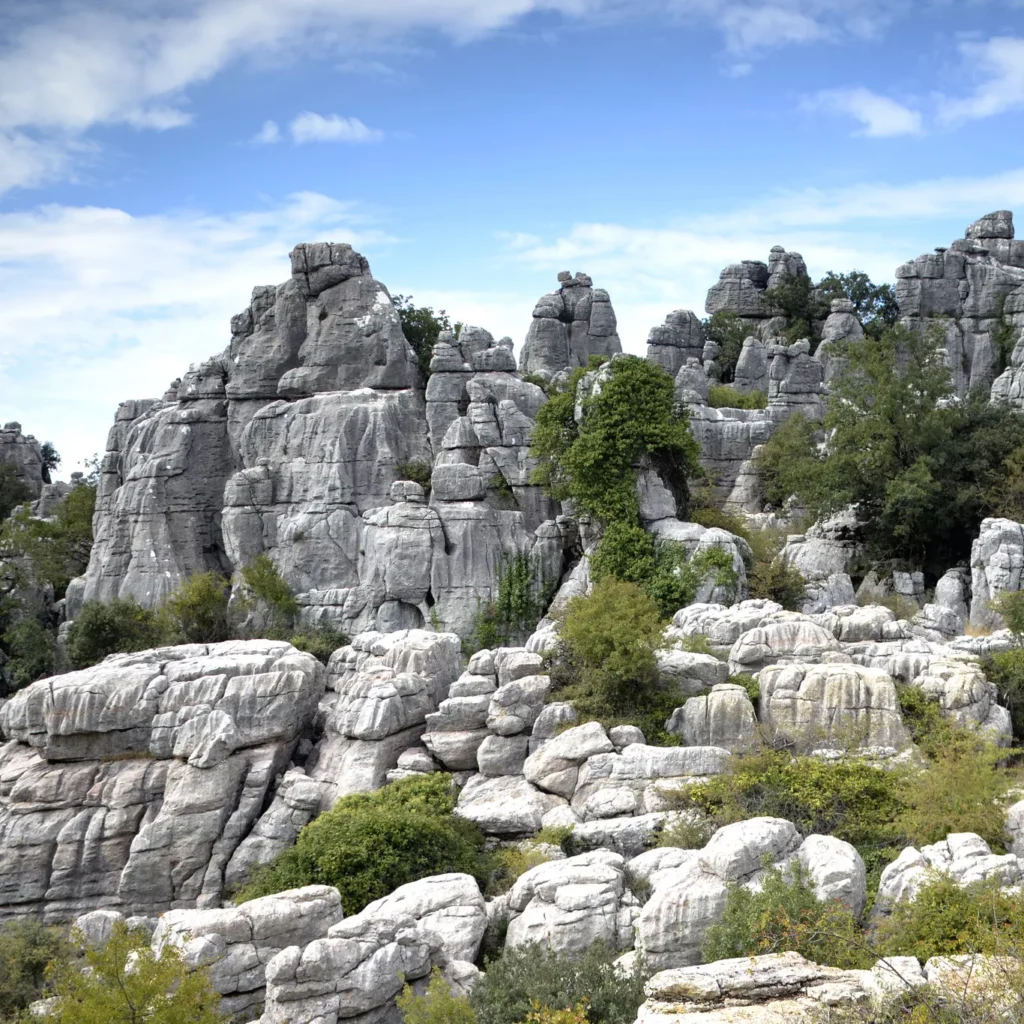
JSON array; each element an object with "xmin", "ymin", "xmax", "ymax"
[
  {"xmin": 518, "ymin": 271, "xmax": 622, "ymax": 379},
  {"xmin": 898, "ymin": 211, "xmax": 1024, "ymax": 397},
  {"xmin": 0, "ymin": 640, "xmax": 324, "ymax": 921},
  {"xmin": 0, "ymin": 422, "xmax": 46, "ymax": 499}
]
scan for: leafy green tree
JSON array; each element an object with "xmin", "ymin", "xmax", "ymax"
[
  {"xmin": 39, "ymin": 442, "xmax": 60, "ymax": 476},
  {"xmin": 161, "ymin": 571, "xmax": 231, "ymax": 644},
  {"xmin": 393, "ymin": 295, "xmax": 456, "ymax": 379},
  {"xmin": 1, "ymin": 618, "xmax": 55, "ymax": 692},
  {"xmin": 65, "ymin": 599, "xmax": 167, "ymax": 669},
  {"xmin": 816, "ymin": 271, "xmax": 899, "ymax": 339},
  {"xmin": 45, "ymin": 921, "xmax": 226, "ymax": 1024},
  {"xmin": 763, "ymin": 273, "xmax": 819, "ymax": 346},
  {"xmin": 747, "ymin": 556, "xmax": 807, "ymax": 610},
  {"xmin": 237, "ymin": 774, "xmax": 486, "ymax": 914},
  {"xmin": 701, "ymin": 866, "xmax": 870, "ymax": 968},
  {"xmin": 701, "ymin": 312, "xmax": 751, "ymax": 382},
  {"xmin": 755, "ymin": 325, "xmax": 1024, "ymax": 573},
  {"xmin": 239, "ymin": 553, "xmax": 299, "ymax": 633},
  {"xmin": 0, "ymin": 918, "xmax": 71, "ymax": 1020}
]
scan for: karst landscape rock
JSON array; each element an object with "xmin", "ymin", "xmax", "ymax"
[{"xmin": 6, "ymin": 211, "xmax": 1024, "ymax": 1024}]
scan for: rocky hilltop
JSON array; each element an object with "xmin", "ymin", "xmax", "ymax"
[{"xmin": 4, "ymin": 213, "xmax": 1024, "ymax": 1024}]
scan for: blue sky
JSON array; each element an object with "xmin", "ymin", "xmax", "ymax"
[{"xmin": 1, "ymin": 0, "xmax": 1024, "ymax": 472}]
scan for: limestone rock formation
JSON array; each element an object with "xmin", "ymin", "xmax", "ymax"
[
  {"xmin": 0, "ymin": 640, "xmax": 325, "ymax": 921},
  {"xmin": 0, "ymin": 422, "xmax": 46, "ymax": 499},
  {"xmin": 647, "ymin": 310, "xmax": 705, "ymax": 377},
  {"xmin": 969, "ymin": 517, "xmax": 1024, "ymax": 630},
  {"xmin": 898, "ymin": 211, "xmax": 1024, "ymax": 396},
  {"xmin": 518, "ymin": 271, "xmax": 622, "ymax": 379}
]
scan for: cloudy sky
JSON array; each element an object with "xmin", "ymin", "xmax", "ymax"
[{"xmin": 2, "ymin": 0, "xmax": 1024, "ymax": 471}]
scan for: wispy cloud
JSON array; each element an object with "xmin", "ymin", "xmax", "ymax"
[
  {"xmin": 938, "ymin": 36, "xmax": 1024, "ymax": 123},
  {"xmin": 803, "ymin": 87, "xmax": 924, "ymax": 137},
  {"xmin": 252, "ymin": 119, "xmax": 281, "ymax": 144},
  {"xmin": 289, "ymin": 112, "xmax": 383, "ymax": 144},
  {"xmin": 0, "ymin": 192, "xmax": 393, "ymax": 471}
]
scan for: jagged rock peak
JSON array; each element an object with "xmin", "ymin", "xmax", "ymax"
[
  {"xmin": 518, "ymin": 270, "xmax": 622, "ymax": 379},
  {"xmin": 705, "ymin": 246, "xmax": 808, "ymax": 318},
  {"xmin": 0, "ymin": 421, "xmax": 46, "ymax": 496},
  {"xmin": 966, "ymin": 210, "xmax": 1014, "ymax": 241}
]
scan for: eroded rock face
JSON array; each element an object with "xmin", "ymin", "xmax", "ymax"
[
  {"xmin": 260, "ymin": 873, "xmax": 486, "ymax": 1024},
  {"xmin": 519, "ymin": 272, "xmax": 622, "ymax": 379},
  {"xmin": 970, "ymin": 517, "xmax": 1024, "ymax": 630},
  {"xmin": 0, "ymin": 641, "xmax": 325, "ymax": 921},
  {"xmin": 0, "ymin": 422, "xmax": 46, "ymax": 499}
]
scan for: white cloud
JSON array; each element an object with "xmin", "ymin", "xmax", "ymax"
[
  {"xmin": 804, "ymin": 87, "xmax": 924, "ymax": 137},
  {"xmin": 0, "ymin": 131, "xmax": 80, "ymax": 192},
  {"xmin": 0, "ymin": 192, "xmax": 394, "ymax": 472},
  {"xmin": 939, "ymin": 36, "xmax": 1024, "ymax": 123},
  {"xmin": 718, "ymin": 5, "xmax": 825, "ymax": 54},
  {"xmin": 289, "ymin": 112, "xmax": 383, "ymax": 143},
  {"xmin": 252, "ymin": 119, "xmax": 281, "ymax": 144}
]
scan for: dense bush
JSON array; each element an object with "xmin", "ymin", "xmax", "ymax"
[
  {"xmin": 874, "ymin": 876, "xmax": 1024, "ymax": 962},
  {"xmin": 983, "ymin": 647, "xmax": 1024, "ymax": 742},
  {"xmin": 65, "ymin": 598, "xmax": 166, "ymax": 669},
  {"xmin": 0, "ymin": 618, "xmax": 55, "ymax": 691},
  {"xmin": 237, "ymin": 774, "xmax": 486, "ymax": 914},
  {"xmin": 161, "ymin": 570, "xmax": 231, "ymax": 644},
  {"xmin": 707, "ymin": 384, "xmax": 767, "ymax": 410},
  {"xmin": 0, "ymin": 918, "xmax": 71, "ymax": 1021},
  {"xmin": 395, "ymin": 459, "xmax": 433, "ymax": 493},
  {"xmin": 679, "ymin": 749, "xmax": 906, "ymax": 887},
  {"xmin": 288, "ymin": 624, "xmax": 350, "ymax": 664},
  {"xmin": 239, "ymin": 553, "xmax": 299, "ymax": 632},
  {"xmin": 590, "ymin": 523, "xmax": 737, "ymax": 618},
  {"xmin": 551, "ymin": 577, "xmax": 678, "ymax": 739},
  {"xmin": 701, "ymin": 311, "xmax": 749, "ymax": 382},
  {"xmin": 754, "ymin": 326, "xmax": 1024, "ymax": 574},
  {"xmin": 466, "ymin": 554, "xmax": 552, "ymax": 654},
  {"xmin": 470, "ymin": 942, "xmax": 648, "ymax": 1024},
  {"xmin": 701, "ymin": 866, "xmax": 870, "ymax": 968},
  {"xmin": 47, "ymin": 921, "xmax": 225, "ymax": 1024},
  {"xmin": 747, "ymin": 555, "xmax": 807, "ymax": 610}
]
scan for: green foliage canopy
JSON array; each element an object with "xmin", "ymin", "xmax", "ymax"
[
  {"xmin": 0, "ymin": 919, "xmax": 71, "ymax": 1021},
  {"xmin": 393, "ymin": 294, "xmax": 456, "ymax": 379}
]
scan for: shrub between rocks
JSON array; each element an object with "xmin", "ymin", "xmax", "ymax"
[
  {"xmin": 236, "ymin": 774, "xmax": 487, "ymax": 915},
  {"xmin": 0, "ymin": 919, "xmax": 72, "ymax": 1022}
]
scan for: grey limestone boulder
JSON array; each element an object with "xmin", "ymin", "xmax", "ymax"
[
  {"xmin": 666, "ymin": 684, "xmax": 757, "ymax": 752},
  {"xmin": 970, "ymin": 518, "xmax": 1024, "ymax": 630},
  {"xmin": 875, "ymin": 833, "xmax": 1024, "ymax": 915},
  {"xmin": 260, "ymin": 873, "xmax": 485, "ymax": 1024},
  {"xmin": 797, "ymin": 835, "xmax": 867, "ymax": 918},
  {"xmin": 727, "ymin": 615, "xmax": 842, "ymax": 675},
  {"xmin": 152, "ymin": 885, "xmax": 341, "ymax": 1017},
  {"xmin": 519, "ymin": 272, "xmax": 622, "ymax": 379},
  {"xmin": 647, "ymin": 310, "xmax": 705, "ymax": 377},
  {"xmin": 476, "ymin": 734, "xmax": 530, "ymax": 776},
  {"xmin": 455, "ymin": 775, "xmax": 566, "ymax": 836},
  {"xmin": 523, "ymin": 721, "xmax": 615, "ymax": 798},
  {"xmin": 657, "ymin": 649, "xmax": 729, "ymax": 698},
  {"xmin": 669, "ymin": 599, "xmax": 783, "ymax": 653},
  {"xmin": 0, "ymin": 422, "xmax": 45, "ymax": 499},
  {"xmin": 758, "ymin": 663, "xmax": 910, "ymax": 751},
  {"xmin": 505, "ymin": 850, "xmax": 637, "ymax": 953}
]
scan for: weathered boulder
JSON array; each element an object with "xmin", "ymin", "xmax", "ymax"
[
  {"xmin": 758, "ymin": 663, "xmax": 910, "ymax": 751},
  {"xmin": 669, "ymin": 600, "xmax": 783, "ymax": 653},
  {"xmin": 260, "ymin": 873, "xmax": 486, "ymax": 1024},
  {"xmin": 657, "ymin": 650, "xmax": 729, "ymax": 697},
  {"xmin": 152, "ymin": 886, "xmax": 342, "ymax": 1017},
  {"xmin": 666, "ymin": 684, "xmax": 757, "ymax": 752},
  {"xmin": 647, "ymin": 310, "xmax": 705, "ymax": 377},
  {"xmin": 0, "ymin": 422, "xmax": 46, "ymax": 499},
  {"xmin": 728, "ymin": 615, "xmax": 842, "ymax": 675},
  {"xmin": 519, "ymin": 272, "xmax": 622, "ymax": 379},
  {"xmin": 970, "ymin": 518, "xmax": 1024, "ymax": 630},
  {"xmin": 875, "ymin": 833, "xmax": 1024, "ymax": 914},
  {"xmin": 523, "ymin": 722, "xmax": 615, "ymax": 799},
  {"xmin": 455, "ymin": 775, "xmax": 566, "ymax": 836},
  {"xmin": 505, "ymin": 850, "xmax": 637, "ymax": 953}
]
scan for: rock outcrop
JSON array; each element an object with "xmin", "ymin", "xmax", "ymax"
[
  {"xmin": 0, "ymin": 640, "xmax": 325, "ymax": 921},
  {"xmin": 0, "ymin": 422, "xmax": 46, "ymax": 499}
]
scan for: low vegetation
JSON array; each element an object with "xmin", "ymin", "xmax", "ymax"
[
  {"xmin": 707, "ymin": 384, "xmax": 767, "ymax": 409},
  {"xmin": 236, "ymin": 773, "xmax": 487, "ymax": 914}
]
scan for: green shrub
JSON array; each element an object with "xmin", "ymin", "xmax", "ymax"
[
  {"xmin": 554, "ymin": 577, "xmax": 662, "ymax": 714},
  {"xmin": 288, "ymin": 624, "xmax": 349, "ymax": 664},
  {"xmin": 470, "ymin": 942, "xmax": 648, "ymax": 1024},
  {"xmin": 701, "ymin": 866, "xmax": 870, "ymax": 968},
  {"xmin": 393, "ymin": 295, "xmax": 457, "ymax": 379},
  {"xmin": 65, "ymin": 598, "xmax": 166, "ymax": 669},
  {"xmin": 729, "ymin": 672, "xmax": 760, "ymax": 703},
  {"xmin": 161, "ymin": 571, "xmax": 231, "ymax": 644},
  {"xmin": 0, "ymin": 918, "xmax": 72, "ymax": 1021},
  {"xmin": 679, "ymin": 749, "xmax": 906, "ymax": 890},
  {"xmin": 991, "ymin": 590, "xmax": 1024, "ymax": 640},
  {"xmin": 748, "ymin": 556, "xmax": 807, "ymax": 610},
  {"xmin": 679, "ymin": 634, "xmax": 716, "ymax": 656},
  {"xmin": 590, "ymin": 523, "xmax": 737, "ymax": 618},
  {"xmin": 397, "ymin": 967, "xmax": 476, "ymax": 1024},
  {"xmin": 1, "ymin": 618, "xmax": 55, "ymax": 691},
  {"xmin": 895, "ymin": 685, "xmax": 953, "ymax": 757},
  {"xmin": 465, "ymin": 554, "xmax": 552, "ymax": 654},
  {"xmin": 655, "ymin": 813, "xmax": 714, "ymax": 850},
  {"xmin": 896, "ymin": 730, "xmax": 1008, "ymax": 852},
  {"xmin": 701, "ymin": 311, "xmax": 750, "ymax": 382},
  {"xmin": 47, "ymin": 921, "xmax": 226, "ymax": 1024},
  {"xmin": 240, "ymin": 553, "xmax": 299, "ymax": 630},
  {"xmin": 707, "ymin": 385, "xmax": 768, "ymax": 410},
  {"xmin": 396, "ymin": 459, "xmax": 433, "ymax": 493},
  {"xmin": 485, "ymin": 841, "xmax": 556, "ymax": 896},
  {"xmin": 874, "ymin": 876, "xmax": 1024, "ymax": 962},
  {"xmin": 236, "ymin": 774, "xmax": 486, "ymax": 914}
]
